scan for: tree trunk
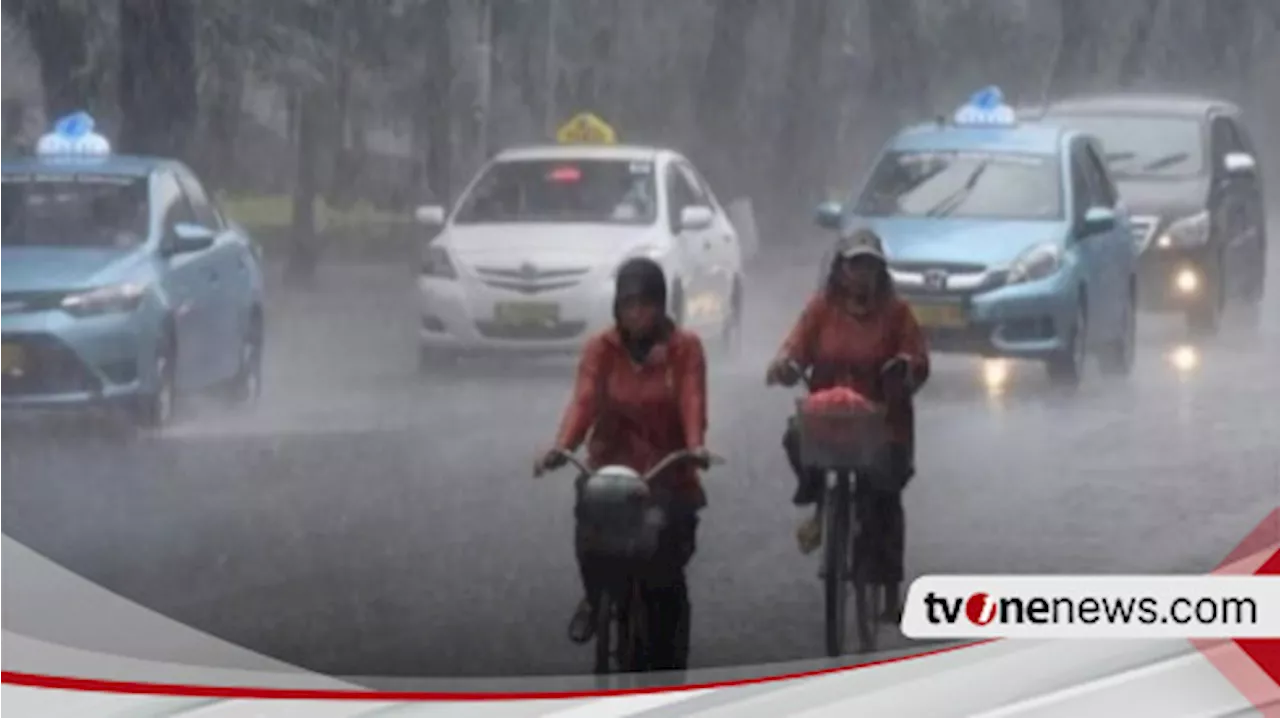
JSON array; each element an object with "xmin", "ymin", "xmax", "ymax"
[
  {"xmin": 770, "ymin": 0, "xmax": 831, "ymax": 238},
  {"xmin": 1117, "ymin": 0, "xmax": 1162, "ymax": 88},
  {"xmin": 420, "ymin": 0, "xmax": 453, "ymax": 207},
  {"xmin": 696, "ymin": 0, "xmax": 762, "ymax": 198},
  {"xmin": 286, "ymin": 88, "xmax": 324, "ymax": 286},
  {"xmin": 118, "ymin": 0, "xmax": 198, "ymax": 158},
  {"xmin": 5, "ymin": 0, "xmax": 92, "ymax": 121},
  {"xmin": 1048, "ymin": 0, "xmax": 1109, "ymax": 99}
]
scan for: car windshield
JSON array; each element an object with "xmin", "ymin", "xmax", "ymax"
[
  {"xmin": 453, "ymin": 158, "xmax": 657, "ymax": 225},
  {"xmin": 1047, "ymin": 114, "xmax": 1204, "ymax": 178},
  {"xmin": 855, "ymin": 150, "xmax": 1063, "ymax": 220},
  {"xmin": 2, "ymin": 174, "xmax": 150, "ymax": 248}
]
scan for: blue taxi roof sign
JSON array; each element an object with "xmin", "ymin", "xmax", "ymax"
[
  {"xmin": 36, "ymin": 112, "xmax": 112, "ymax": 157},
  {"xmin": 952, "ymin": 86, "xmax": 1017, "ymax": 128}
]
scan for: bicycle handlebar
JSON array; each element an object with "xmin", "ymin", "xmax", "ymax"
[{"xmin": 537, "ymin": 447, "xmax": 724, "ymax": 481}]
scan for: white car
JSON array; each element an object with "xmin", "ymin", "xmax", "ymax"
[{"xmin": 413, "ymin": 144, "xmax": 745, "ymax": 366}]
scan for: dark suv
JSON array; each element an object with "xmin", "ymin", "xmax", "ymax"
[{"xmin": 1040, "ymin": 95, "xmax": 1267, "ymax": 335}]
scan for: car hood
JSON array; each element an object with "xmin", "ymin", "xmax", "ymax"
[
  {"xmin": 1114, "ymin": 178, "xmax": 1208, "ymax": 218},
  {"xmin": 1, "ymin": 246, "xmax": 149, "ymax": 293},
  {"xmin": 441, "ymin": 223, "xmax": 659, "ymax": 269},
  {"xmin": 852, "ymin": 217, "xmax": 1067, "ymax": 268}
]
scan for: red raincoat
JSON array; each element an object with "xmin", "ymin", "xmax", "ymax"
[{"xmin": 554, "ymin": 327, "xmax": 708, "ymax": 507}]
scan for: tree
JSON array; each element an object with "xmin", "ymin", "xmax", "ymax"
[
  {"xmin": 118, "ymin": 0, "xmax": 198, "ymax": 158},
  {"xmin": 696, "ymin": 0, "xmax": 763, "ymax": 198},
  {"xmin": 4, "ymin": 0, "xmax": 96, "ymax": 120},
  {"xmin": 771, "ymin": 0, "xmax": 832, "ymax": 231}
]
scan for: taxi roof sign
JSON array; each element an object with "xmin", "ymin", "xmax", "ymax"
[
  {"xmin": 952, "ymin": 86, "xmax": 1017, "ymax": 128},
  {"xmin": 36, "ymin": 111, "xmax": 112, "ymax": 157},
  {"xmin": 556, "ymin": 112, "xmax": 617, "ymax": 145}
]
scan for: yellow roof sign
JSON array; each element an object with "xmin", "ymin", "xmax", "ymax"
[{"xmin": 556, "ymin": 112, "xmax": 617, "ymax": 145}]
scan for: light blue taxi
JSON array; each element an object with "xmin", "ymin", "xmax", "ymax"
[
  {"xmin": 816, "ymin": 87, "xmax": 1138, "ymax": 387},
  {"xmin": 2, "ymin": 113, "xmax": 266, "ymax": 427}
]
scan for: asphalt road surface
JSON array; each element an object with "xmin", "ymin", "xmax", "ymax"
[{"xmin": 4, "ymin": 240, "xmax": 1279, "ymax": 680}]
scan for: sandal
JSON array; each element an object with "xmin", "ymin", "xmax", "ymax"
[{"xmin": 796, "ymin": 515, "xmax": 823, "ymax": 555}]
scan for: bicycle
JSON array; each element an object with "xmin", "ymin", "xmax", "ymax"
[
  {"xmin": 771, "ymin": 359, "xmax": 899, "ymax": 657},
  {"xmin": 536, "ymin": 447, "xmax": 723, "ymax": 674}
]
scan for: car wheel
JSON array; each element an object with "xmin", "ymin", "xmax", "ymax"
[
  {"xmin": 1097, "ymin": 284, "xmax": 1136, "ymax": 377},
  {"xmin": 1186, "ymin": 254, "xmax": 1225, "ymax": 337},
  {"xmin": 222, "ymin": 312, "xmax": 263, "ymax": 406},
  {"xmin": 133, "ymin": 335, "xmax": 177, "ymax": 429},
  {"xmin": 1046, "ymin": 301, "xmax": 1086, "ymax": 388}
]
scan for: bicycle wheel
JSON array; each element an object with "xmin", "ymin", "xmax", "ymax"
[
  {"xmin": 619, "ymin": 579, "xmax": 648, "ymax": 673},
  {"xmin": 823, "ymin": 473, "xmax": 852, "ymax": 658},
  {"xmin": 594, "ymin": 592, "xmax": 615, "ymax": 675}
]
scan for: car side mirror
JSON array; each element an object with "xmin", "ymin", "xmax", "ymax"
[
  {"xmin": 679, "ymin": 205, "xmax": 714, "ymax": 231},
  {"xmin": 1081, "ymin": 206, "xmax": 1117, "ymax": 235},
  {"xmin": 415, "ymin": 205, "xmax": 446, "ymax": 226},
  {"xmin": 164, "ymin": 222, "xmax": 217, "ymax": 256},
  {"xmin": 1223, "ymin": 152, "xmax": 1257, "ymax": 177},
  {"xmin": 815, "ymin": 201, "xmax": 843, "ymax": 230}
]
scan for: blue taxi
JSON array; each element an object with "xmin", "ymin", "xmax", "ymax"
[
  {"xmin": 815, "ymin": 87, "xmax": 1138, "ymax": 387},
  {"xmin": 2, "ymin": 113, "xmax": 266, "ymax": 427}
]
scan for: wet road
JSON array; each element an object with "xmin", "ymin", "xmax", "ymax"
[{"xmin": 4, "ymin": 245, "xmax": 1279, "ymax": 679}]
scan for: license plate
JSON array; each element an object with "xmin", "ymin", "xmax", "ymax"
[
  {"xmin": 493, "ymin": 301, "xmax": 560, "ymax": 326},
  {"xmin": 908, "ymin": 303, "xmax": 967, "ymax": 328},
  {"xmin": 1, "ymin": 343, "xmax": 23, "ymax": 374}
]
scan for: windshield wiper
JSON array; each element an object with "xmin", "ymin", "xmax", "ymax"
[
  {"xmin": 1140, "ymin": 152, "xmax": 1190, "ymax": 173},
  {"xmin": 1104, "ymin": 151, "xmax": 1136, "ymax": 163},
  {"xmin": 925, "ymin": 161, "xmax": 989, "ymax": 218}
]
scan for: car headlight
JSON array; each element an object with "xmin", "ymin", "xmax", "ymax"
[
  {"xmin": 60, "ymin": 282, "xmax": 148, "ymax": 317},
  {"xmin": 420, "ymin": 244, "xmax": 458, "ymax": 279},
  {"xmin": 1007, "ymin": 242, "xmax": 1063, "ymax": 285},
  {"xmin": 1154, "ymin": 210, "xmax": 1210, "ymax": 249}
]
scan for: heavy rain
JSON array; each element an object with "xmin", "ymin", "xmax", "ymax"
[{"xmin": 2, "ymin": 0, "xmax": 1278, "ymax": 682}]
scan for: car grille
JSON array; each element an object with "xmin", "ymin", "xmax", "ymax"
[
  {"xmin": 472, "ymin": 264, "xmax": 592, "ymax": 295},
  {"xmin": 474, "ymin": 320, "xmax": 587, "ymax": 341},
  {"xmin": 890, "ymin": 261, "xmax": 988, "ymax": 275},
  {"xmin": 1, "ymin": 291, "xmax": 66, "ymax": 315},
  {"xmin": 1129, "ymin": 215, "xmax": 1159, "ymax": 254},
  {"xmin": 2, "ymin": 334, "xmax": 102, "ymax": 396}
]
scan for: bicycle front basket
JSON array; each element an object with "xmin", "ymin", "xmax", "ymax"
[
  {"xmin": 793, "ymin": 399, "xmax": 888, "ymax": 472},
  {"xmin": 577, "ymin": 468, "xmax": 664, "ymax": 559}
]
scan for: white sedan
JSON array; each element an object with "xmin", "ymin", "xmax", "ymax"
[{"xmin": 412, "ymin": 144, "xmax": 746, "ymax": 367}]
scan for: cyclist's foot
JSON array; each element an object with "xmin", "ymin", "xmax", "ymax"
[
  {"xmin": 791, "ymin": 477, "xmax": 823, "ymax": 506},
  {"xmin": 796, "ymin": 515, "xmax": 823, "ymax": 555},
  {"xmin": 567, "ymin": 598, "xmax": 596, "ymax": 644}
]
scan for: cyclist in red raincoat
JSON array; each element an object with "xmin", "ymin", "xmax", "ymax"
[
  {"xmin": 766, "ymin": 227, "xmax": 930, "ymax": 622},
  {"xmin": 535, "ymin": 256, "xmax": 711, "ymax": 671}
]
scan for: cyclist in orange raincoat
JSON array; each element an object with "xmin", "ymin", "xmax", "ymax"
[
  {"xmin": 535, "ymin": 256, "xmax": 712, "ymax": 671},
  {"xmin": 766, "ymin": 227, "xmax": 930, "ymax": 622}
]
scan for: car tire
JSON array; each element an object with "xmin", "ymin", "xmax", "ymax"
[
  {"xmin": 132, "ymin": 333, "xmax": 178, "ymax": 429},
  {"xmin": 222, "ymin": 311, "xmax": 263, "ymax": 407},
  {"xmin": 1046, "ymin": 301, "xmax": 1087, "ymax": 389},
  {"xmin": 1186, "ymin": 253, "xmax": 1225, "ymax": 337},
  {"xmin": 1097, "ymin": 283, "xmax": 1136, "ymax": 377}
]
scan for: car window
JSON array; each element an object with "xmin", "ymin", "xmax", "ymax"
[
  {"xmin": 855, "ymin": 149, "xmax": 1063, "ymax": 221},
  {"xmin": 1069, "ymin": 152, "xmax": 1093, "ymax": 220},
  {"xmin": 175, "ymin": 168, "xmax": 221, "ymax": 229},
  {"xmin": 1048, "ymin": 114, "xmax": 1204, "ymax": 178},
  {"xmin": 680, "ymin": 162, "xmax": 722, "ymax": 211},
  {"xmin": 1211, "ymin": 117, "xmax": 1243, "ymax": 158},
  {"xmin": 154, "ymin": 171, "xmax": 198, "ymax": 236},
  {"xmin": 452, "ymin": 158, "xmax": 657, "ymax": 226},
  {"xmin": 666, "ymin": 163, "xmax": 702, "ymax": 230},
  {"xmin": 1, "ymin": 172, "xmax": 150, "ymax": 249},
  {"xmin": 1082, "ymin": 143, "xmax": 1119, "ymax": 206}
]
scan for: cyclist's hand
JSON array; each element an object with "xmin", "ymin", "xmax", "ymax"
[
  {"xmin": 533, "ymin": 448, "xmax": 567, "ymax": 478},
  {"xmin": 881, "ymin": 355, "xmax": 914, "ymax": 393},
  {"xmin": 766, "ymin": 358, "xmax": 800, "ymax": 387},
  {"xmin": 688, "ymin": 446, "xmax": 714, "ymax": 470}
]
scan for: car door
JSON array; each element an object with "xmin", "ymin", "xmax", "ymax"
[
  {"xmin": 152, "ymin": 170, "xmax": 218, "ymax": 389},
  {"xmin": 1231, "ymin": 119, "xmax": 1268, "ymax": 292},
  {"xmin": 1068, "ymin": 141, "xmax": 1116, "ymax": 344},
  {"xmin": 1211, "ymin": 116, "xmax": 1259, "ymax": 299},
  {"xmin": 662, "ymin": 161, "xmax": 714, "ymax": 328},
  {"xmin": 676, "ymin": 160, "xmax": 738, "ymax": 324},
  {"xmin": 1082, "ymin": 139, "xmax": 1133, "ymax": 328},
  {"xmin": 175, "ymin": 165, "xmax": 242, "ymax": 381}
]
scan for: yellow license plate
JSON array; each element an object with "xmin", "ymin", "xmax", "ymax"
[
  {"xmin": 493, "ymin": 302, "xmax": 560, "ymax": 326},
  {"xmin": 909, "ymin": 303, "xmax": 967, "ymax": 328},
  {"xmin": 1, "ymin": 343, "xmax": 23, "ymax": 374}
]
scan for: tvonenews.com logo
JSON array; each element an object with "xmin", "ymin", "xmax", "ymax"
[{"xmin": 899, "ymin": 577, "xmax": 1280, "ymax": 640}]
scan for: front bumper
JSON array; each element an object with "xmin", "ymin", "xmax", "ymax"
[
  {"xmin": 901, "ymin": 274, "xmax": 1076, "ymax": 360},
  {"xmin": 2, "ymin": 308, "xmax": 156, "ymax": 410},
  {"xmin": 416, "ymin": 272, "xmax": 617, "ymax": 354},
  {"xmin": 1136, "ymin": 246, "xmax": 1215, "ymax": 312}
]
